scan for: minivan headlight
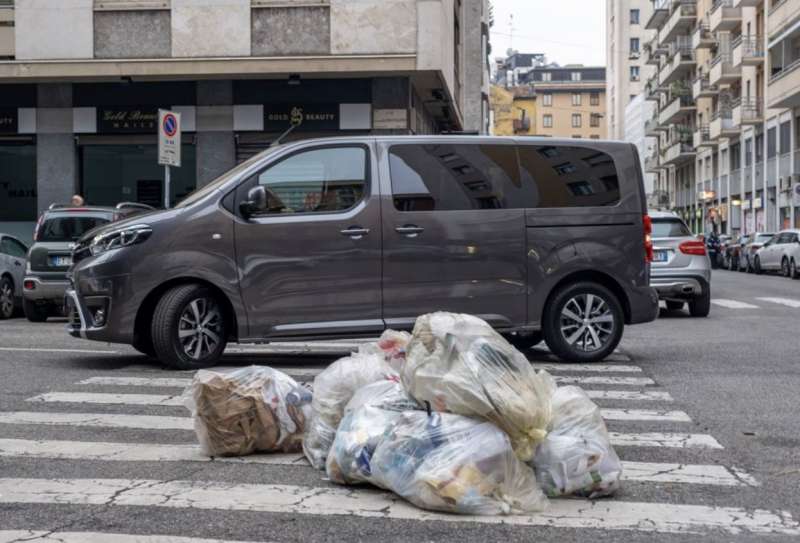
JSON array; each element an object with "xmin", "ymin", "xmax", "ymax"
[{"xmin": 90, "ymin": 225, "xmax": 152, "ymax": 256}]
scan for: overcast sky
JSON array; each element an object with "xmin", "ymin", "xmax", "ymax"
[{"xmin": 489, "ymin": 0, "xmax": 607, "ymax": 67}]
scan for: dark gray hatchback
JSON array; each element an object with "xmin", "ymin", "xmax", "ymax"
[{"xmin": 66, "ymin": 136, "xmax": 658, "ymax": 369}]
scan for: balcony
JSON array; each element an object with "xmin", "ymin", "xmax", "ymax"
[
  {"xmin": 767, "ymin": 0, "xmax": 800, "ymax": 40},
  {"xmin": 660, "ymin": 44, "xmax": 696, "ymax": 85},
  {"xmin": 663, "ymin": 138, "xmax": 696, "ymax": 166},
  {"xmin": 659, "ymin": 93, "xmax": 696, "ymax": 125},
  {"xmin": 645, "ymin": 154, "xmax": 662, "ymax": 174},
  {"xmin": 513, "ymin": 117, "xmax": 531, "ymax": 134},
  {"xmin": 692, "ymin": 75, "xmax": 718, "ymax": 99},
  {"xmin": 692, "ymin": 23, "xmax": 716, "ymax": 50},
  {"xmin": 732, "ymin": 97, "xmax": 764, "ymax": 125},
  {"xmin": 710, "ymin": 0, "xmax": 742, "ymax": 32},
  {"xmin": 694, "ymin": 125, "xmax": 716, "ymax": 148},
  {"xmin": 709, "ymin": 53, "xmax": 741, "ymax": 85},
  {"xmin": 643, "ymin": 42, "xmax": 661, "ymax": 66},
  {"xmin": 768, "ymin": 57, "xmax": 800, "ymax": 109},
  {"xmin": 645, "ymin": 75, "xmax": 665, "ymax": 101},
  {"xmin": 646, "ymin": 0, "xmax": 671, "ymax": 30},
  {"xmin": 710, "ymin": 109, "xmax": 738, "ymax": 140},
  {"xmin": 660, "ymin": 1, "xmax": 698, "ymax": 44},
  {"xmin": 733, "ymin": 0, "xmax": 759, "ymax": 7},
  {"xmin": 732, "ymin": 36, "xmax": 765, "ymax": 67},
  {"xmin": 645, "ymin": 117, "xmax": 664, "ymax": 137}
]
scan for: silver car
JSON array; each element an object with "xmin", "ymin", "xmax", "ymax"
[
  {"xmin": 738, "ymin": 232, "xmax": 774, "ymax": 273},
  {"xmin": 754, "ymin": 229, "xmax": 800, "ymax": 278},
  {"xmin": 648, "ymin": 211, "xmax": 711, "ymax": 317},
  {"xmin": 0, "ymin": 233, "xmax": 28, "ymax": 319}
]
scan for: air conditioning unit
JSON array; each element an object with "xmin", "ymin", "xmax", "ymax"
[{"xmin": 629, "ymin": 51, "xmax": 641, "ymax": 60}]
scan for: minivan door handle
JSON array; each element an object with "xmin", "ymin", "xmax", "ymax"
[
  {"xmin": 340, "ymin": 226, "xmax": 370, "ymax": 240},
  {"xmin": 395, "ymin": 225, "xmax": 424, "ymax": 237}
]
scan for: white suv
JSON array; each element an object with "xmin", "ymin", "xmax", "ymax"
[{"xmin": 754, "ymin": 229, "xmax": 800, "ymax": 278}]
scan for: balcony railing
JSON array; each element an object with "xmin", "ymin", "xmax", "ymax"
[
  {"xmin": 660, "ymin": 1, "xmax": 698, "ymax": 44},
  {"xmin": 694, "ymin": 125, "xmax": 714, "ymax": 148},
  {"xmin": 732, "ymin": 35, "xmax": 764, "ymax": 66},
  {"xmin": 738, "ymin": 97, "xmax": 764, "ymax": 123},
  {"xmin": 710, "ymin": 0, "xmax": 742, "ymax": 32},
  {"xmin": 692, "ymin": 22, "xmax": 716, "ymax": 49},
  {"xmin": 768, "ymin": 56, "xmax": 800, "ymax": 109},
  {"xmin": 692, "ymin": 74, "xmax": 718, "ymax": 98},
  {"xmin": 710, "ymin": 52, "xmax": 741, "ymax": 85},
  {"xmin": 513, "ymin": 118, "xmax": 531, "ymax": 133}
]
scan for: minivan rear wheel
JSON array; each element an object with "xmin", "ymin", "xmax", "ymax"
[
  {"xmin": 0, "ymin": 277, "xmax": 15, "ymax": 319},
  {"xmin": 151, "ymin": 284, "xmax": 228, "ymax": 370},
  {"xmin": 542, "ymin": 282, "xmax": 623, "ymax": 363}
]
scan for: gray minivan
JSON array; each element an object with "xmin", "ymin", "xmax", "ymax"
[{"xmin": 66, "ymin": 136, "xmax": 658, "ymax": 369}]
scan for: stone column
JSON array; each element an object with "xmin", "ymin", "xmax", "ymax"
[
  {"xmin": 36, "ymin": 83, "xmax": 76, "ymax": 214},
  {"xmin": 196, "ymin": 81, "xmax": 236, "ymax": 187}
]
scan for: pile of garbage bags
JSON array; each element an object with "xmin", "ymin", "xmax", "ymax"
[{"xmin": 183, "ymin": 313, "xmax": 622, "ymax": 515}]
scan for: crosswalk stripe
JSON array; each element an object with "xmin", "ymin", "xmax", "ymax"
[
  {"xmin": 0, "ymin": 438, "xmax": 752, "ymax": 487},
  {"xmin": 711, "ymin": 299, "xmax": 760, "ymax": 309},
  {"xmin": 78, "ymin": 374, "xmax": 655, "ymax": 388},
  {"xmin": 27, "ymin": 389, "xmax": 673, "ymax": 407},
  {"xmin": 756, "ymin": 297, "xmax": 800, "ymax": 308},
  {"xmin": 599, "ymin": 409, "xmax": 691, "ymax": 422},
  {"xmin": 609, "ymin": 432, "xmax": 723, "ymax": 449},
  {"xmin": 530, "ymin": 364, "xmax": 642, "ymax": 373},
  {"xmin": 0, "ymin": 531, "xmax": 263, "ymax": 543},
  {"xmin": 0, "ymin": 478, "xmax": 794, "ymax": 535}
]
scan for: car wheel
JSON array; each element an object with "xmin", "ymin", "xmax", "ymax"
[
  {"xmin": 542, "ymin": 282, "xmax": 623, "ymax": 363},
  {"xmin": 754, "ymin": 256, "xmax": 763, "ymax": 275},
  {"xmin": 791, "ymin": 259, "xmax": 799, "ymax": 280},
  {"xmin": 689, "ymin": 289, "xmax": 711, "ymax": 318},
  {"xmin": 781, "ymin": 257, "xmax": 790, "ymax": 278},
  {"xmin": 504, "ymin": 331, "xmax": 543, "ymax": 352},
  {"xmin": 0, "ymin": 277, "xmax": 14, "ymax": 320},
  {"xmin": 151, "ymin": 284, "xmax": 228, "ymax": 370},
  {"xmin": 23, "ymin": 299, "xmax": 48, "ymax": 322},
  {"xmin": 666, "ymin": 300, "xmax": 684, "ymax": 311}
]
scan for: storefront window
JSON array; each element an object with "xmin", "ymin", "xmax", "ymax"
[
  {"xmin": 0, "ymin": 144, "xmax": 37, "ymax": 221},
  {"xmin": 81, "ymin": 144, "xmax": 196, "ymax": 208}
]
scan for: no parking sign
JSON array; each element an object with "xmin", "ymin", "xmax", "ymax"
[{"xmin": 158, "ymin": 109, "xmax": 181, "ymax": 167}]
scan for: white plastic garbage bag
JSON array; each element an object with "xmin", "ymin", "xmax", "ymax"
[
  {"xmin": 358, "ymin": 330, "xmax": 412, "ymax": 371},
  {"xmin": 401, "ymin": 312, "xmax": 556, "ymax": 461},
  {"xmin": 368, "ymin": 411, "xmax": 549, "ymax": 515},
  {"xmin": 532, "ymin": 386, "xmax": 622, "ymax": 498},
  {"xmin": 185, "ymin": 366, "xmax": 311, "ymax": 457}
]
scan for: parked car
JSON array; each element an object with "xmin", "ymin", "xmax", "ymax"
[
  {"xmin": 0, "ymin": 233, "xmax": 28, "ymax": 319},
  {"xmin": 753, "ymin": 229, "xmax": 800, "ymax": 278},
  {"xmin": 23, "ymin": 202, "xmax": 153, "ymax": 322},
  {"xmin": 648, "ymin": 210, "xmax": 711, "ymax": 317},
  {"xmin": 716, "ymin": 234, "xmax": 732, "ymax": 268},
  {"xmin": 66, "ymin": 136, "xmax": 659, "ymax": 368},
  {"xmin": 724, "ymin": 234, "xmax": 750, "ymax": 271},
  {"xmin": 738, "ymin": 232, "xmax": 774, "ymax": 273}
]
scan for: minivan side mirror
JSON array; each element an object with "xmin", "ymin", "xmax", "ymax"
[{"xmin": 240, "ymin": 186, "xmax": 267, "ymax": 218}]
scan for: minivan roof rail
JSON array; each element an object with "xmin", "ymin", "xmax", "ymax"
[
  {"xmin": 48, "ymin": 203, "xmax": 71, "ymax": 210},
  {"xmin": 115, "ymin": 202, "xmax": 154, "ymax": 211}
]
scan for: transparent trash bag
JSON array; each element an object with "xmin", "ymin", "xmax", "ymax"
[
  {"xmin": 358, "ymin": 330, "xmax": 412, "ymax": 371},
  {"xmin": 184, "ymin": 366, "xmax": 312, "ymax": 457},
  {"xmin": 326, "ymin": 379, "xmax": 419, "ymax": 485},
  {"xmin": 303, "ymin": 351, "xmax": 397, "ymax": 469},
  {"xmin": 401, "ymin": 312, "xmax": 556, "ymax": 461},
  {"xmin": 532, "ymin": 386, "xmax": 622, "ymax": 499},
  {"xmin": 369, "ymin": 411, "xmax": 549, "ymax": 515}
]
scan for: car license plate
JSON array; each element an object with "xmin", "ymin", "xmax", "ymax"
[
  {"xmin": 50, "ymin": 255, "xmax": 72, "ymax": 267},
  {"xmin": 653, "ymin": 250, "xmax": 669, "ymax": 263}
]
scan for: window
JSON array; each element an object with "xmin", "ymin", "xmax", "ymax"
[
  {"xmin": 39, "ymin": 216, "xmax": 111, "ymax": 242},
  {"xmin": 543, "ymin": 114, "xmax": 553, "ymax": 128},
  {"xmin": 541, "ymin": 72, "xmax": 552, "ymax": 82},
  {"xmin": 518, "ymin": 145, "xmax": 620, "ymax": 207},
  {"xmin": 745, "ymin": 138, "xmax": 752, "ymax": 166},
  {"xmin": 572, "ymin": 93, "xmax": 582, "ymax": 106},
  {"xmin": 630, "ymin": 38, "xmax": 640, "ymax": 53},
  {"xmin": 780, "ymin": 121, "xmax": 791, "ymax": 154},
  {"xmin": 755, "ymin": 133, "xmax": 764, "ymax": 162},
  {"xmin": 571, "ymin": 72, "xmax": 581, "ymax": 81},
  {"xmin": 590, "ymin": 92, "xmax": 600, "ymax": 106},
  {"xmin": 388, "ymin": 144, "xmax": 533, "ymax": 211},
  {"xmin": 0, "ymin": 237, "xmax": 27, "ymax": 258},
  {"xmin": 590, "ymin": 134, "xmax": 601, "ymax": 139},
  {"xmin": 0, "ymin": 144, "xmax": 37, "ymax": 221},
  {"xmin": 630, "ymin": 66, "xmax": 640, "ymax": 81},
  {"xmin": 630, "ymin": 9, "xmax": 640, "ymax": 24},
  {"xmin": 767, "ymin": 127, "xmax": 777, "ymax": 158},
  {"xmin": 590, "ymin": 113, "xmax": 601, "ymax": 127},
  {"xmin": 572, "ymin": 113, "xmax": 582, "ymax": 128},
  {"xmin": 542, "ymin": 93, "xmax": 553, "ymax": 106},
  {"xmin": 730, "ymin": 142, "xmax": 741, "ymax": 170},
  {"xmin": 255, "ymin": 146, "xmax": 367, "ymax": 215},
  {"xmin": 652, "ymin": 218, "xmax": 692, "ymax": 237}
]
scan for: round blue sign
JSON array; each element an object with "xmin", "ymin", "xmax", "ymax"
[{"xmin": 163, "ymin": 113, "xmax": 178, "ymax": 137}]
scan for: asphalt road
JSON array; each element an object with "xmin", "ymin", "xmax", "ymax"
[{"xmin": 0, "ymin": 267, "xmax": 799, "ymax": 542}]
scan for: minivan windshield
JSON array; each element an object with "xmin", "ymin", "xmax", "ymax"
[
  {"xmin": 652, "ymin": 218, "xmax": 692, "ymax": 238},
  {"xmin": 39, "ymin": 216, "xmax": 111, "ymax": 242},
  {"xmin": 175, "ymin": 144, "xmax": 286, "ymax": 208}
]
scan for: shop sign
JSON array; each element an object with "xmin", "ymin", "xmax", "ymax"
[
  {"xmin": 742, "ymin": 199, "xmax": 751, "ymax": 210},
  {"xmin": 753, "ymin": 197, "xmax": 762, "ymax": 209},
  {"xmin": 264, "ymin": 104, "xmax": 339, "ymax": 132},
  {"xmin": 0, "ymin": 108, "xmax": 17, "ymax": 134},
  {"xmin": 98, "ymin": 107, "xmax": 158, "ymax": 133}
]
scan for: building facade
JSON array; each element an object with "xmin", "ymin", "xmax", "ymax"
[
  {"xmin": 625, "ymin": 93, "xmax": 658, "ymax": 197},
  {"xmin": 606, "ymin": 0, "xmax": 657, "ymax": 140},
  {"xmin": 641, "ymin": 0, "xmax": 800, "ymax": 235},
  {"xmin": 0, "ymin": 0, "xmax": 491, "ymax": 242}
]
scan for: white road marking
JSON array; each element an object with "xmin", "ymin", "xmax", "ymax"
[
  {"xmin": 599, "ymin": 409, "xmax": 691, "ymax": 422},
  {"xmin": 0, "ymin": 347, "xmax": 119, "ymax": 354},
  {"xmin": 0, "ymin": 411, "xmax": 193, "ymax": 431},
  {"xmin": 0, "ymin": 532, "xmax": 264, "ymax": 543},
  {"xmin": 0, "ymin": 438, "xmax": 754, "ymax": 487},
  {"xmin": 756, "ymin": 297, "xmax": 800, "ymax": 308},
  {"xmin": 711, "ymin": 299, "xmax": 760, "ymax": 309},
  {"xmin": 585, "ymin": 390, "xmax": 673, "ymax": 401},
  {"xmin": 0, "ymin": 478, "xmax": 795, "ymax": 535},
  {"xmin": 553, "ymin": 376, "xmax": 655, "ymax": 386},
  {"xmin": 609, "ymin": 432, "xmax": 723, "ymax": 449},
  {"xmin": 530, "ymin": 364, "xmax": 642, "ymax": 373}
]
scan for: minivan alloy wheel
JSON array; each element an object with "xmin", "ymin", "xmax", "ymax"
[
  {"xmin": 178, "ymin": 297, "xmax": 223, "ymax": 360},
  {"xmin": 559, "ymin": 293, "xmax": 614, "ymax": 352}
]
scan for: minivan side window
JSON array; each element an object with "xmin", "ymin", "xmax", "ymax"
[
  {"xmin": 518, "ymin": 145, "xmax": 621, "ymax": 207},
  {"xmin": 389, "ymin": 144, "xmax": 534, "ymax": 211},
  {"xmin": 255, "ymin": 146, "xmax": 367, "ymax": 215},
  {"xmin": 0, "ymin": 237, "xmax": 27, "ymax": 258}
]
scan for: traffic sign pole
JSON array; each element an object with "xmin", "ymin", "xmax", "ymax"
[{"xmin": 164, "ymin": 165, "xmax": 171, "ymax": 209}]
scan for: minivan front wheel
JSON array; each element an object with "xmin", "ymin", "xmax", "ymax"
[
  {"xmin": 151, "ymin": 284, "xmax": 228, "ymax": 370},
  {"xmin": 542, "ymin": 282, "xmax": 623, "ymax": 363}
]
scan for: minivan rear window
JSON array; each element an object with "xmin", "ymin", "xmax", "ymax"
[
  {"xmin": 651, "ymin": 218, "xmax": 691, "ymax": 238},
  {"xmin": 39, "ymin": 216, "xmax": 110, "ymax": 242}
]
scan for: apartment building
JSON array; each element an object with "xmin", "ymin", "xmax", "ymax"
[
  {"xmin": 490, "ymin": 84, "xmax": 537, "ymax": 136},
  {"xmin": 0, "ymin": 0, "xmax": 491, "ymax": 241},
  {"xmin": 642, "ymin": 0, "xmax": 800, "ymax": 234},
  {"xmin": 606, "ymin": 0, "xmax": 657, "ymax": 140}
]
